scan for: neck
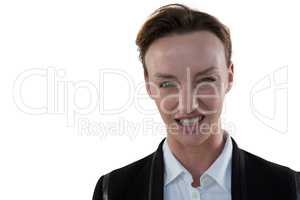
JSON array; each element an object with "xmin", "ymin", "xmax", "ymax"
[{"xmin": 166, "ymin": 128, "xmax": 226, "ymax": 187}]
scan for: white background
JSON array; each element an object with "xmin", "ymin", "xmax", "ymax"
[{"xmin": 0, "ymin": 0, "xmax": 299, "ymax": 199}]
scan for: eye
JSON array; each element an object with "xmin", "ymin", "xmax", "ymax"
[
  {"xmin": 198, "ymin": 77, "xmax": 216, "ymax": 83},
  {"xmin": 159, "ymin": 81, "xmax": 176, "ymax": 88}
]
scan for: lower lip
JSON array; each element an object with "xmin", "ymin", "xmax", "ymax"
[{"xmin": 177, "ymin": 116, "xmax": 205, "ymax": 134}]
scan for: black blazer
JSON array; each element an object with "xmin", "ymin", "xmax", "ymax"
[{"xmin": 93, "ymin": 137, "xmax": 300, "ymax": 200}]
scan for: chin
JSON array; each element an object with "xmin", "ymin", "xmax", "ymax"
[{"xmin": 168, "ymin": 129, "xmax": 212, "ymax": 147}]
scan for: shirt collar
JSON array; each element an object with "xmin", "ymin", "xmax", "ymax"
[{"xmin": 162, "ymin": 130, "xmax": 233, "ymax": 192}]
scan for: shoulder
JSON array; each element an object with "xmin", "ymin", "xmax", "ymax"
[
  {"xmin": 241, "ymin": 148, "xmax": 299, "ymax": 198},
  {"xmin": 92, "ymin": 152, "xmax": 154, "ymax": 200},
  {"xmin": 242, "ymin": 148, "xmax": 297, "ymax": 175}
]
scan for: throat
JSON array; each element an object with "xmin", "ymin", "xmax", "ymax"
[{"xmin": 191, "ymin": 178, "xmax": 200, "ymax": 188}]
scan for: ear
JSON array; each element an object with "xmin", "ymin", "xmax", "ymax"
[
  {"xmin": 226, "ymin": 62, "xmax": 234, "ymax": 93},
  {"xmin": 144, "ymin": 70, "xmax": 154, "ymax": 100}
]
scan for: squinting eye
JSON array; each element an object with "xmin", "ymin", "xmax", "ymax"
[
  {"xmin": 199, "ymin": 77, "xmax": 216, "ymax": 82},
  {"xmin": 159, "ymin": 81, "xmax": 176, "ymax": 88}
]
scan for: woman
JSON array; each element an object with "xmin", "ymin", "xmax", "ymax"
[{"xmin": 93, "ymin": 3, "xmax": 300, "ymax": 200}]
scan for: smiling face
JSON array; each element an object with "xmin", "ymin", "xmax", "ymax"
[{"xmin": 144, "ymin": 31, "xmax": 234, "ymax": 146}]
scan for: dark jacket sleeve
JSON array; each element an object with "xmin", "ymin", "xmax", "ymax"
[
  {"xmin": 93, "ymin": 173, "xmax": 111, "ymax": 200},
  {"xmin": 296, "ymin": 172, "xmax": 300, "ymax": 200},
  {"xmin": 92, "ymin": 175, "xmax": 104, "ymax": 200}
]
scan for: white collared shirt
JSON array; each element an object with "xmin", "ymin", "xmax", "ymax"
[{"xmin": 162, "ymin": 132, "xmax": 233, "ymax": 200}]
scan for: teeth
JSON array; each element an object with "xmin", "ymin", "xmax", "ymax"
[{"xmin": 179, "ymin": 117, "xmax": 200, "ymax": 126}]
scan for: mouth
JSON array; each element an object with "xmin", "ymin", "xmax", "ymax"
[{"xmin": 174, "ymin": 115, "xmax": 205, "ymax": 128}]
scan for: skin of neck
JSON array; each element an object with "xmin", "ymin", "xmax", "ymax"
[{"xmin": 166, "ymin": 124, "xmax": 226, "ymax": 187}]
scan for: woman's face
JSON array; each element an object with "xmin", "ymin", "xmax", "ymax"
[{"xmin": 144, "ymin": 31, "xmax": 234, "ymax": 146}]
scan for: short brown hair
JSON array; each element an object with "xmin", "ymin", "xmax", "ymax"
[{"xmin": 135, "ymin": 3, "xmax": 232, "ymax": 76}]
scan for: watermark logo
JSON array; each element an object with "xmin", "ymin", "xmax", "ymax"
[
  {"xmin": 250, "ymin": 66, "xmax": 288, "ymax": 134},
  {"xmin": 12, "ymin": 65, "xmax": 287, "ymax": 139}
]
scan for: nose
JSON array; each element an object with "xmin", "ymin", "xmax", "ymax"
[{"xmin": 177, "ymin": 84, "xmax": 199, "ymax": 114}]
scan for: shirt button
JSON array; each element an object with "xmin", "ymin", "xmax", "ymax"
[{"xmin": 192, "ymin": 191, "xmax": 198, "ymax": 199}]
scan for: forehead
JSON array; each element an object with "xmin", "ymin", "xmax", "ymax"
[{"xmin": 144, "ymin": 31, "xmax": 226, "ymax": 76}]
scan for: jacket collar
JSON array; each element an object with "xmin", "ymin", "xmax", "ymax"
[{"xmin": 148, "ymin": 134, "xmax": 247, "ymax": 200}]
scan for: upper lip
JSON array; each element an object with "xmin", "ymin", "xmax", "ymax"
[{"xmin": 174, "ymin": 114, "xmax": 204, "ymax": 120}]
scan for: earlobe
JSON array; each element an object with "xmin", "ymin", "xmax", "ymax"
[
  {"xmin": 226, "ymin": 62, "xmax": 234, "ymax": 93},
  {"xmin": 226, "ymin": 82, "xmax": 233, "ymax": 93}
]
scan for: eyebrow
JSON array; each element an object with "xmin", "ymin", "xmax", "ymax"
[{"xmin": 153, "ymin": 66, "xmax": 218, "ymax": 79}]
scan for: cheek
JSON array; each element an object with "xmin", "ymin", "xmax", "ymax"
[
  {"xmin": 200, "ymin": 98, "xmax": 222, "ymax": 115},
  {"xmin": 156, "ymin": 92, "xmax": 178, "ymax": 115},
  {"xmin": 195, "ymin": 83, "xmax": 224, "ymax": 114}
]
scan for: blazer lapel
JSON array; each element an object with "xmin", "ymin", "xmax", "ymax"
[
  {"xmin": 231, "ymin": 137, "xmax": 248, "ymax": 200},
  {"xmin": 147, "ymin": 137, "xmax": 166, "ymax": 200}
]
